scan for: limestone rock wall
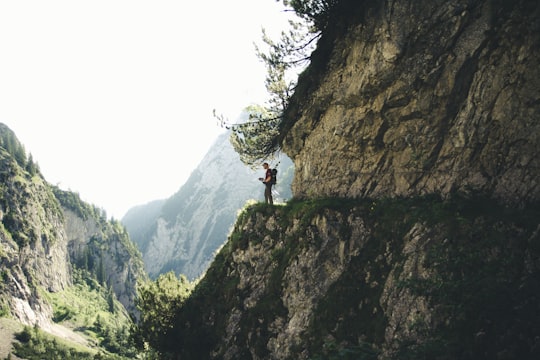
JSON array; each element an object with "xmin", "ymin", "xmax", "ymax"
[
  {"xmin": 63, "ymin": 209, "xmax": 146, "ymax": 315},
  {"xmin": 284, "ymin": 0, "xmax": 540, "ymax": 204},
  {"xmin": 175, "ymin": 198, "xmax": 540, "ymax": 359}
]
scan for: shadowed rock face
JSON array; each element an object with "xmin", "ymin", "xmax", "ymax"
[
  {"xmin": 284, "ymin": 0, "xmax": 540, "ymax": 205},
  {"xmin": 134, "ymin": 2, "xmax": 540, "ymax": 359},
  {"xmin": 174, "ymin": 197, "xmax": 540, "ymax": 360}
]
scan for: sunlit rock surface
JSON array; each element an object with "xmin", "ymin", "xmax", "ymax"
[{"xmin": 284, "ymin": 0, "xmax": 539, "ymax": 205}]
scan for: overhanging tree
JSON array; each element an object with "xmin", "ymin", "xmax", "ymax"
[
  {"xmin": 215, "ymin": 1, "xmax": 326, "ymax": 167},
  {"xmin": 283, "ymin": 0, "xmax": 341, "ymax": 31}
]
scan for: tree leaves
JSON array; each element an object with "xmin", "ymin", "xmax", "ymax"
[
  {"xmin": 215, "ymin": 2, "xmax": 320, "ymax": 167},
  {"xmin": 133, "ymin": 272, "xmax": 194, "ymax": 356}
]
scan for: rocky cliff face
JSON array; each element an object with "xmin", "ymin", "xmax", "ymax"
[
  {"xmin": 123, "ymin": 131, "xmax": 294, "ymax": 280},
  {"xmin": 152, "ymin": 1, "xmax": 540, "ymax": 359},
  {"xmin": 61, "ymin": 205, "xmax": 146, "ymax": 315},
  {"xmin": 284, "ymin": 0, "xmax": 539, "ymax": 205},
  {"xmin": 0, "ymin": 145, "xmax": 69, "ymax": 329},
  {"xmin": 174, "ymin": 198, "xmax": 540, "ymax": 359}
]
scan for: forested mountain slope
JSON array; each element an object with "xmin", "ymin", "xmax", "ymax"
[{"xmin": 0, "ymin": 123, "xmax": 147, "ymax": 358}]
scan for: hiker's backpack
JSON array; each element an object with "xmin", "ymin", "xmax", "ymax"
[{"xmin": 271, "ymin": 168, "xmax": 278, "ymax": 185}]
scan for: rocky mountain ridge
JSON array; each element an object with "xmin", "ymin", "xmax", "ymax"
[{"xmin": 123, "ymin": 131, "xmax": 294, "ymax": 280}]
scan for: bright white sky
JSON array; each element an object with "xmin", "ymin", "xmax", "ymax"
[{"xmin": 0, "ymin": 0, "xmax": 294, "ymax": 219}]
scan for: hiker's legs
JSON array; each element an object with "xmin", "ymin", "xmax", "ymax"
[{"xmin": 265, "ymin": 183, "xmax": 273, "ymax": 204}]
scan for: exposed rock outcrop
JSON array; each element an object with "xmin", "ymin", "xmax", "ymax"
[
  {"xmin": 63, "ymin": 208, "xmax": 146, "ymax": 315},
  {"xmin": 175, "ymin": 198, "xmax": 540, "ymax": 359},
  {"xmin": 284, "ymin": 0, "xmax": 540, "ymax": 205}
]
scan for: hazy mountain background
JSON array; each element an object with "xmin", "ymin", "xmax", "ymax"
[{"xmin": 122, "ymin": 130, "xmax": 294, "ymax": 279}]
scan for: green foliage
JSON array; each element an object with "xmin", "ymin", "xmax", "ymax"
[
  {"xmin": 284, "ymin": 0, "xmax": 372, "ymax": 34},
  {"xmin": 215, "ymin": 2, "xmax": 317, "ymax": 167},
  {"xmin": 45, "ymin": 268, "xmax": 137, "ymax": 358},
  {"xmin": 12, "ymin": 324, "xmax": 132, "ymax": 360},
  {"xmin": 0, "ymin": 298, "xmax": 10, "ymax": 318},
  {"xmin": 25, "ymin": 153, "xmax": 40, "ymax": 176},
  {"xmin": 0, "ymin": 149, "xmax": 61, "ymax": 248},
  {"xmin": 227, "ymin": 105, "xmax": 283, "ymax": 168},
  {"xmin": 284, "ymin": 0, "xmax": 340, "ymax": 30},
  {"xmin": 96, "ymin": 256, "xmax": 106, "ymax": 286},
  {"xmin": 133, "ymin": 272, "xmax": 194, "ymax": 357},
  {"xmin": 52, "ymin": 186, "xmax": 107, "ymax": 221},
  {"xmin": 0, "ymin": 123, "xmax": 27, "ymax": 169},
  {"xmin": 13, "ymin": 325, "xmax": 99, "ymax": 360}
]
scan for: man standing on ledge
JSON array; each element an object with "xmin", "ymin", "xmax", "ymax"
[{"xmin": 259, "ymin": 162, "xmax": 273, "ymax": 205}]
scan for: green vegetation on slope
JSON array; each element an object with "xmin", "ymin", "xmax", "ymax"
[
  {"xmin": 13, "ymin": 325, "xmax": 98, "ymax": 360},
  {"xmin": 12, "ymin": 324, "xmax": 131, "ymax": 360},
  {"xmin": 4, "ymin": 268, "xmax": 138, "ymax": 359},
  {"xmin": 47, "ymin": 269, "xmax": 136, "ymax": 355},
  {"xmin": 0, "ymin": 148, "xmax": 63, "ymax": 248},
  {"xmin": 1, "ymin": 123, "xmax": 147, "ymax": 359},
  {"xmin": 131, "ymin": 271, "xmax": 194, "ymax": 358}
]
